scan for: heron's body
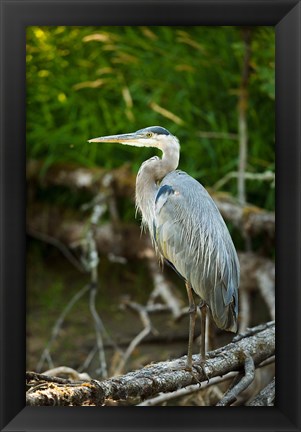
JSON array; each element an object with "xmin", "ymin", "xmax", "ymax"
[
  {"xmin": 89, "ymin": 126, "xmax": 239, "ymax": 368},
  {"xmin": 150, "ymin": 170, "xmax": 238, "ymax": 332}
]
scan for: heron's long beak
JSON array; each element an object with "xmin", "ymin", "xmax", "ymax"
[{"xmin": 88, "ymin": 132, "xmax": 144, "ymax": 145}]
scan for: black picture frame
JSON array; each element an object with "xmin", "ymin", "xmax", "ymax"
[{"xmin": 1, "ymin": 1, "xmax": 300, "ymax": 431}]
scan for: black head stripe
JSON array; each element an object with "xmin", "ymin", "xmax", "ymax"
[{"xmin": 144, "ymin": 126, "xmax": 171, "ymax": 136}]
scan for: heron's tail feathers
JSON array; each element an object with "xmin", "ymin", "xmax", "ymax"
[{"xmin": 209, "ymin": 281, "xmax": 238, "ymax": 333}]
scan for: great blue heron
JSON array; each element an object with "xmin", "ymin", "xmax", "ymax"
[{"xmin": 89, "ymin": 126, "xmax": 239, "ymax": 370}]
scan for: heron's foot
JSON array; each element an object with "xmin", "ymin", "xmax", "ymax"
[
  {"xmin": 192, "ymin": 359, "xmax": 210, "ymax": 383},
  {"xmin": 185, "ymin": 363, "xmax": 203, "ymax": 386},
  {"xmin": 168, "ymin": 361, "xmax": 202, "ymax": 385}
]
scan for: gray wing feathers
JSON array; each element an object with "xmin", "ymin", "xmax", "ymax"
[{"xmin": 154, "ymin": 171, "xmax": 239, "ymax": 332}]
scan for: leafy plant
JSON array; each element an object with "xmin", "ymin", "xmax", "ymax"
[{"xmin": 27, "ymin": 26, "xmax": 275, "ymax": 209}]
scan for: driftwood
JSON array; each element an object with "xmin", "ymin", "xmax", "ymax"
[
  {"xmin": 27, "ymin": 159, "xmax": 274, "ymax": 239},
  {"xmin": 26, "ymin": 321, "xmax": 275, "ymax": 406},
  {"xmin": 27, "ymin": 159, "xmax": 135, "ymax": 199}
]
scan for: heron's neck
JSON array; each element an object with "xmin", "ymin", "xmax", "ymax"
[
  {"xmin": 135, "ymin": 137, "xmax": 180, "ymax": 228},
  {"xmin": 156, "ymin": 139, "xmax": 180, "ymax": 180}
]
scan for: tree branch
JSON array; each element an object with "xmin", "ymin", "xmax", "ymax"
[
  {"xmin": 237, "ymin": 27, "xmax": 252, "ymax": 206},
  {"xmin": 137, "ymin": 372, "xmax": 237, "ymax": 406},
  {"xmin": 26, "ymin": 321, "xmax": 275, "ymax": 406},
  {"xmin": 216, "ymin": 355, "xmax": 255, "ymax": 406}
]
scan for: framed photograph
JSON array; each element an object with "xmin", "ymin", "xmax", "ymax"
[{"xmin": 1, "ymin": 0, "xmax": 300, "ymax": 431}]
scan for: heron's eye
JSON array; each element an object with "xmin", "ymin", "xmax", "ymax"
[{"xmin": 146, "ymin": 132, "xmax": 153, "ymax": 138}]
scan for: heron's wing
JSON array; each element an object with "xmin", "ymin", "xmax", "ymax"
[{"xmin": 154, "ymin": 171, "xmax": 239, "ymax": 331}]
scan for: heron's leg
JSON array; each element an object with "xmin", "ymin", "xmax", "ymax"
[
  {"xmin": 200, "ymin": 303, "xmax": 207, "ymax": 361},
  {"xmin": 187, "ymin": 302, "xmax": 210, "ymax": 382},
  {"xmin": 185, "ymin": 281, "xmax": 197, "ymax": 370}
]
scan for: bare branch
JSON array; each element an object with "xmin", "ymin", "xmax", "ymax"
[
  {"xmin": 113, "ymin": 299, "xmax": 155, "ymax": 375},
  {"xmin": 36, "ymin": 284, "xmax": 90, "ymax": 372},
  {"xmin": 89, "ymin": 285, "xmax": 108, "ymax": 378},
  {"xmin": 146, "ymin": 251, "xmax": 183, "ymax": 319},
  {"xmin": 239, "ymin": 253, "xmax": 275, "ymax": 321},
  {"xmin": 213, "ymin": 170, "xmax": 274, "ymax": 192},
  {"xmin": 237, "ymin": 27, "xmax": 252, "ymax": 206},
  {"xmin": 239, "ymin": 289, "xmax": 251, "ymax": 332},
  {"xmin": 255, "ymin": 262, "xmax": 275, "ymax": 320},
  {"xmin": 27, "ymin": 227, "xmax": 85, "ymax": 272},
  {"xmin": 27, "ymin": 371, "xmax": 73, "ymax": 386},
  {"xmin": 137, "ymin": 372, "xmax": 238, "ymax": 406},
  {"xmin": 216, "ymin": 355, "xmax": 255, "ymax": 406},
  {"xmin": 26, "ymin": 321, "xmax": 275, "ymax": 406},
  {"xmin": 42, "ymin": 367, "xmax": 91, "ymax": 381}
]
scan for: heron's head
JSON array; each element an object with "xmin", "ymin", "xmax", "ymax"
[{"xmin": 88, "ymin": 126, "xmax": 179, "ymax": 152}]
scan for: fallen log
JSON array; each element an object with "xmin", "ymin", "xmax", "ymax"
[
  {"xmin": 27, "ymin": 159, "xmax": 275, "ymax": 239},
  {"xmin": 26, "ymin": 321, "xmax": 275, "ymax": 406},
  {"xmin": 215, "ymin": 196, "xmax": 275, "ymax": 239},
  {"xmin": 27, "ymin": 159, "xmax": 135, "ymax": 198}
]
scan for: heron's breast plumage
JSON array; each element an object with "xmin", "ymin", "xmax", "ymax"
[{"xmin": 153, "ymin": 170, "xmax": 239, "ymax": 332}]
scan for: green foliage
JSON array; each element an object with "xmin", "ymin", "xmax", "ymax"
[{"xmin": 27, "ymin": 26, "xmax": 275, "ymax": 209}]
